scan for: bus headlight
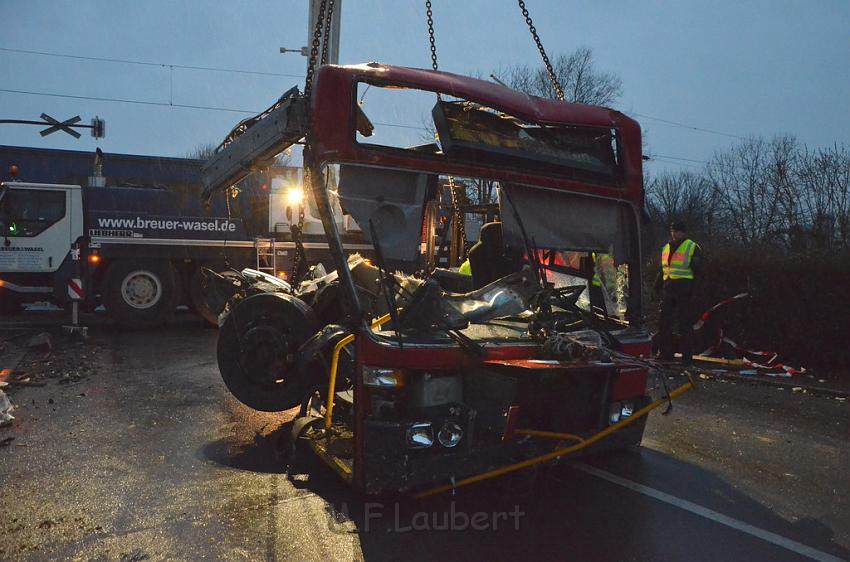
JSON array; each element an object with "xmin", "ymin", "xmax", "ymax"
[
  {"xmin": 363, "ymin": 366, "xmax": 406, "ymax": 388},
  {"xmin": 609, "ymin": 400, "xmax": 635, "ymax": 424},
  {"xmin": 406, "ymin": 422, "xmax": 434, "ymax": 449},
  {"xmin": 437, "ymin": 421, "xmax": 463, "ymax": 448}
]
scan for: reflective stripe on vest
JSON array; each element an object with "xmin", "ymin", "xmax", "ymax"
[
  {"xmin": 661, "ymin": 239, "xmax": 696, "ymax": 280},
  {"xmin": 592, "ymin": 252, "xmax": 615, "ymax": 288}
]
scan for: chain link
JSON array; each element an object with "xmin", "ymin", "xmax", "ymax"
[
  {"xmin": 425, "ymin": 0, "xmax": 439, "ymax": 72},
  {"xmin": 297, "ymin": 0, "xmax": 333, "ymax": 284},
  {"xmin": 303, "ymin": 0, "xmax": 328, "ymax": 106},
  {"xmin": 516, "ymin": 0, "xmax": 564, "ymax": 101},
  {"xmin": 320, "ymin": 0, "xmax": 336, "ymax": 66},
  {"xmin": 290, "ymin": 169, "xmax": 310, "ymax": 282}
]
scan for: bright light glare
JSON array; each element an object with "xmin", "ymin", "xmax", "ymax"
[{"xmin": 285, "ymin": 186, "xmax": 304, "ymax": 206}]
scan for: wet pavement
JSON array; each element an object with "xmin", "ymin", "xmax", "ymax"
[{"xmin": 0, "ymin": 320, "xmax": 848, "ymax": 561}]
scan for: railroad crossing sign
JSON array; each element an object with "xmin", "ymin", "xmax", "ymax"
[
  {"xmin": 40, "ymin": 113, "xmax": 82, "ymax": 138},
  {"xmin": 0, "ymin": 114, "xmax": 105, "ymax": 139},
  {"xmin": 68, "ymin": 278, "xmax": 84, "ymax": 300}
]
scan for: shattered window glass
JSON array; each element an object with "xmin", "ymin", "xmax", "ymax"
[{"xmin": 354, "ymin": 81, "xmax": 621, "ymax": 185}]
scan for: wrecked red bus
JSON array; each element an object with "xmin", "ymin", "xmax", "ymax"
[{"xmin": 206, "ymin": 63, "xmax": 693, "ymax": 497}]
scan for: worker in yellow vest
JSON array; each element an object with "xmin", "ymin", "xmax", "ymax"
[
  {"xmin": 590, "ymin": 252, "xmax": 616, "ymax": 316},
  {"xmin": 653, "ymin": 221, "xmax": 703, "ymax": 365}
]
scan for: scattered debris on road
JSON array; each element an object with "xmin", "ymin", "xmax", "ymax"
[
  {"xmin": 26, "ymin": 332, "xmax": 53, "ymax": 353},
  {"xmin": 0, "ymin": 388, "xmax": 14, "ymax": 427},
  {"xmin": 0, "ymin": 327, "xmax": 101, "ymax": 431},
  {"xmin": 15, "ymin": 331, "xmax": 99, "ymax": 386}
]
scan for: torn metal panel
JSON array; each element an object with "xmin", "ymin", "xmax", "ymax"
[
  {"xmin": 398, "ymin": 269, "xmax": 541, "ymax": 331},
  {"xmin": 441, "ymin": 269, "xmax": 540, "ymax": 323},
  {"xmin": 499, "ymin": 183, "xmax": 631, "ymax": 262},
  {"xmin": 201, "ymin": 88, "xmax": 307, "ymax": 201},
  {"xmin": 337, "ymin": 165, "xmax": 435, "ymax": 266}
]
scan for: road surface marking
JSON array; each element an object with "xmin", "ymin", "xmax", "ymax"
[{"xmin": 574, "ymin": 463, "xmax": 843, "ymax": 562}]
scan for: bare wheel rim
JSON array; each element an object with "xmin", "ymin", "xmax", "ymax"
[{"xmin": 120, "ymin": 270, "xmax": 163, "ymax": 310}]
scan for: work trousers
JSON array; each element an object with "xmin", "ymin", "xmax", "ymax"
[{"xmin": 658, "ymin": 279, "xmax": 696, "ymax": 362}]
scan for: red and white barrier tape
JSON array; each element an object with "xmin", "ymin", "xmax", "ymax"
[
  {"xmin": 693, "ymin": 292, "xmax": 749, "ymax": 331},
  {"xmin": 694, "ymin": 294, "xmax": 806, "ymax": 376}
]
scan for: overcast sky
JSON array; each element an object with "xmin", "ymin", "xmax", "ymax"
[{"xmin": 1, "ymin": 0, "xmax": 848, "ymax": 175}]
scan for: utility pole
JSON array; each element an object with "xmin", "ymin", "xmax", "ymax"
[
  {"xmin": 280, "ymin": 2, "xmax": 342, "ymax": 68},
  {"xmin": 307, "ymin": 0, "xmax": 341, "ymax": 65}
]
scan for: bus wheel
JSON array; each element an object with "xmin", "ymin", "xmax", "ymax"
[
  {"xmin": 106, "ymin": 260, "xmax": 178, "ymax": 328},
  {"xmin": 217, "ymin": 292, "xmax": 318, "ymax": 412}
]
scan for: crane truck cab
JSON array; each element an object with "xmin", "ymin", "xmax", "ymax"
[
  {"xmin": 0, "ymin": 179, "xmax": 254, "ymax": 326},
  {"xmin": 0, "ymin": 181, "xmax": 84, "ymax": 314}
]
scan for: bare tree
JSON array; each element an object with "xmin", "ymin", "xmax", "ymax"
[
  {"xmin": 495, "ymin": 47, "xmax": 623, "ymax": 105},
  {"xmin": 705, "ymin": 136, "xmax": 799, "ymax": 251},
  {"xmin": 793, "ymin": 144, "xmax": 850, "ymax": 251},
  {"xmin": 185, "ymin": 142, "xmax": 218, "ymax": 160},
  {"xmin": 645, "ymin": 170, "xmax": 719, "ymax": 243}
]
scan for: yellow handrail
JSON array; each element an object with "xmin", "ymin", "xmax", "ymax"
[
  {"xmin": 514, "ymin": 429, "xmax": 585, "ymax": 442},
  {"xmin": 324, "ymin": 313, "xmax": 393, "ymax": 431},
  {"xmin": 415, "ymin": 378, "xmax": 695, "ymax": 498}
]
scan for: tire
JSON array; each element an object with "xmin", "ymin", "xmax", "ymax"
[
  {"xmin": 217, "ymin": 292, "xmax": 319, "ymax": 412},
  {"xmin": 105, "ymin": 259, "xmax": 179, "ymax": 329}
]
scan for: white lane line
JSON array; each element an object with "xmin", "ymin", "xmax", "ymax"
[{"xmin": 574, "ymin": 463, "xmax": 844, "ymax": 562}]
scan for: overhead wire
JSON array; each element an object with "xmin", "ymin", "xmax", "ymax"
[
  {"xmin": 0, "ymin": 46, "xmax": 303, "ymax": 78},
  {"xmin": 4, "ymin": 47, "xmax": 754, "ymax": 142},
  {"xmin": 627, "ymin": 110, "xmax": 747, "ymax": 141},
  {"xmin": 2, "ymin": 46, "xmax": 730, "ymax": 167},
  {"xmin": 0, "ymin": 86, "xmax": 444, "ymax": 133},
  {"xmin": 1, "ymin": 87, "xmax": 711, "ymax": 169},
  {"xmin": 0, "ymin": 87, "xmax": 258, "ymax": 114},
  {"xmin": 3, "ymin": 46, "xmax": 750, "ymax": 145}
]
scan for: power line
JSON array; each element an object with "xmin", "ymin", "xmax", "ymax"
[
  {"xmin": 374, "ymin": 121, "xmax": 428, "ymax": 131},
  {"xmin": 647, "ymin": 157, "xmax": 706, "ymax": 170},
  {"xmin": 628, "ymin": 111, "xmax": 747, "ymax": 141},
  {"xmin": 649, "ymin": 153, "xmax": 709, "ymax": 164},
  {"xmin": 0, "ymin": 88, "xmax": 716, "ymax": 165},
  {"xmin": 0, "ymin": 88, "xmax": 439, "ymax": 131},
  {"xmin": 4, "ymin": 46, "xmax": 754, "ymax": 145},
  {"xmin": 0, "ymin": 88, "xmax": 258, "ymax": 114},
  {"xmin": 4, "ymin": 46, "xmax": 752, "ymax": 145},
  {"xmin": 0, "ymin": 46, "xmax": 304, "ymax": 79}
]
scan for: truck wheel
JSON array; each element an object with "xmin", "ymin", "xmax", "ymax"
[
  {"xmin": 106, "ymin": 260, "xmax": 178, "ymax": 328},
  {"xmin": 217, "ymin": 292, "xmax": 318, "ymax": 412}
]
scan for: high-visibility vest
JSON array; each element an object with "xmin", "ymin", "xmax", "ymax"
[
  {"xmin": 591, "ymin": 253, "xmax": 615, "ymax": 289},
  {"xmin": 458, "ymin": 259, "xmax": 471, "ymax": 276},
  {"xmin": 661, "ymin": 239, "xmax": 697, "ymax": 280}
]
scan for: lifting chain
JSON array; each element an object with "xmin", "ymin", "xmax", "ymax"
[
  {"xmin": 426, "ymin": 0, "xmax": 465, "ymax": 265},
  {"xmin": 303, "ymin": 0, "xmax": 329, "ymax": 108},
  {"xmin": 290, "ymin": 170, "xmax": 309, "ymax": 283},
  {"xmin": 320, "ymin": 0, "xmax": 337, "ymax": 66},
  {"xmin": 297, "ymin": 0, "xmax": 337, "ymax": 284},
  {"xmin": 425, "ymin": 0, "xmax": 439, "ymax": 72},
  {"xmin": 516, "ymin": 0, "xmax": 564, "ymax": 101},
  {"xmin": 448, "ymin": 177, "xmax": 467, "ymax": 262}
]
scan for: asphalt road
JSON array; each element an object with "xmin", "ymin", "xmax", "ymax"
[{"xmin": 1, "ymin": 321, "xmax": 848, "ymax": 562}]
